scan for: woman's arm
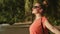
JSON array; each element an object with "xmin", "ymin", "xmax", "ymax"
[{"xmin": 44, "ymin": 19, "xmax": 60, "ymax": 34}]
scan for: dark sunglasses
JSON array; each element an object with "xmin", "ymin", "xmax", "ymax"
[
  {"xmin": 33, "ymin": 6, "xmax": 40, "ymax": 9},
  {"xmin": 33, "ymin": 4, "xmax": 43, "ymax": 8}
]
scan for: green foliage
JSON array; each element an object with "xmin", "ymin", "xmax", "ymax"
[
  {"xmin": 0, "ymin": 0, "xmax": 25, "ymax": 23},
  {"xmin": 0, "ymin": 0, "xmax": 60, "ymax": 26}
]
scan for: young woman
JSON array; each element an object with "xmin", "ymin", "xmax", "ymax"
[{"xmin": 29, "ymin": 3, "xmax": 60, "ymax": 34}]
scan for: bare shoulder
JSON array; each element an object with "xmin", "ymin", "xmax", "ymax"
[{"xmin": 42, "ymin": 16, "xmax": 47, "ymax": 23}]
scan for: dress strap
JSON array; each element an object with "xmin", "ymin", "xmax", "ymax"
[{"xmin": 41, "ymin": 18, "xmax": 45, "ymax": 34}]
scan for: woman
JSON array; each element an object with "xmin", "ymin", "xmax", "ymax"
[{"xmin": 29, "ymin": 2, "xmax": 60, "ymax": 34}]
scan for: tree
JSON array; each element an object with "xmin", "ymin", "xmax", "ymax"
[{"xmin": 24, "ymin": 0, "xmax": 33, "ymax": 21}]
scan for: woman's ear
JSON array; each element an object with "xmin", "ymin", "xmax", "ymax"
[
  {"xmin": 38, "ymin": 9, "xmax": 43, "ymax": 13},
  {"xmin": 39, "ymin": 9, "xmax": 43, "ymax": 12}
]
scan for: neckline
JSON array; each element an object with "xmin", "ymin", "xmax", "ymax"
[{"xmin": 34, "ymin": 17, "xmax": 41, "ymax": 21}]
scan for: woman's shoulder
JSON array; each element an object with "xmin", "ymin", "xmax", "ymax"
[
  {"xmin": 42, "ymin": 16, "xmax": 47, "ymax": 22},
  {"xmin": 42, "ymin": 16, "xmax": 47, "ymax": 20}
]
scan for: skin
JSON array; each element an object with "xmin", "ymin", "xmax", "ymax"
[{"xmin": 32, "ymin": 3, "xmax": 60, "ymax": 34}]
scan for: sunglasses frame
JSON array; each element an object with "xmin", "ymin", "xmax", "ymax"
[{"xmin": 33, "ymin": 5, "xmax": 42, "ymax": 9}]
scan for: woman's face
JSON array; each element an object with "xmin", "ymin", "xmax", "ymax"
[{"xmin": 32, "ymin": 3, "xmax": 43, "ymax": 14}]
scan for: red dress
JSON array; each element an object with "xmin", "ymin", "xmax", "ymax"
[{"xmin": 29, "ymin": 16, "xmax": 48, "ymax": 34}]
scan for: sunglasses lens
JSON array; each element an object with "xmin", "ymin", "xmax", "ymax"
[
  {"xmin": 33, "ymin": 6, "xmax": 37, "ymax": 8},
  {"xmin": 33, "ymin": 6, "xmax": 38, "ymax": 8}
]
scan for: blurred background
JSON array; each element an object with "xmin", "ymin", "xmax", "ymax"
[{"xmin": 0, "ymin": 0, "xmax": 60, "ymax": 34}]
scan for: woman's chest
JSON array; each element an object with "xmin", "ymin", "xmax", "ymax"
[{"xmin": 30, "ymin": 19, "xmax": 41, "ymax": 29}]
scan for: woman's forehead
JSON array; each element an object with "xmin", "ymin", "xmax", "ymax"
[{"xmin": 34, "ymin": 3, "xmax": 41, "ymax": 6}]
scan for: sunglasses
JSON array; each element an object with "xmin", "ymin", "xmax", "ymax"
[
  {"xmin": 33, "ymin": 6, "xmax": 40, "ymax": 9},
  {"xmin": 33, "ymin": 5, "xmax": 41, "ymax": 9}
]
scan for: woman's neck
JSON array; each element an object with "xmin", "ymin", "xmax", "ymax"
[{"xmin": 35, "ymin": 13, "xmax": 42, "ymax": 19}]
